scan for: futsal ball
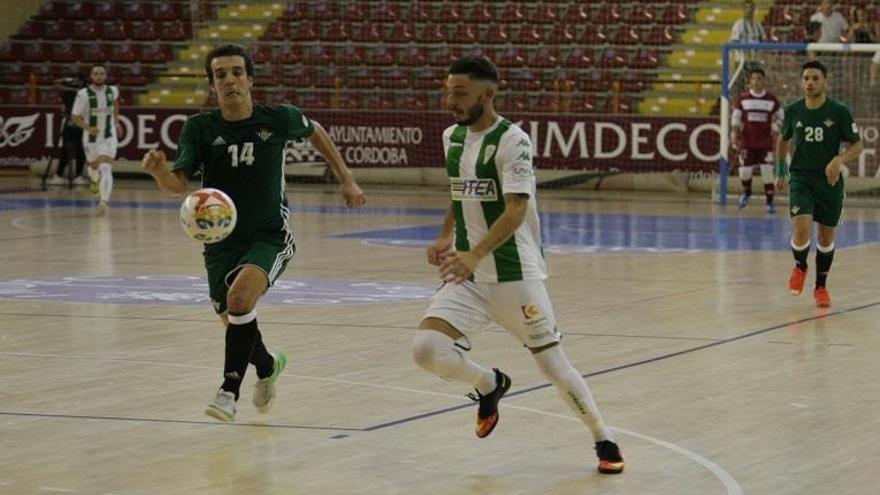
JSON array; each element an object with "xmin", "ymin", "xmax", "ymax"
[{"xmin": 179, "ymin": 188, "xmax": 237, "ymax": 244}]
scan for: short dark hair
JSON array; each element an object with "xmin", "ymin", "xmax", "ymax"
[
  {"xmin": 91, "ymin": 63, "xmax": 107, "ymax": 72},
  {"xmin": 205, "ymin": 44, "xmax": 254, "ymax": 85},
  {"xmin": 802, "ymin": 59, "xmax": 828, "ymax": 77},
  {"xmin": 749, "ymin": 67, "xmax": 765, "ymax": 78},
  {"xmin": 448, "ymin": 56, "xmax": 499, "ymax": 83}
]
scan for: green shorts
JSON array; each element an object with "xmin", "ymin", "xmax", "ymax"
[
  {"xmin": 203, "ymin": 230, "xmax": 295, "ymax": 314},
  {"xmin": 788, "ymin": 174, "xmax": 845, "ymax": 227}
]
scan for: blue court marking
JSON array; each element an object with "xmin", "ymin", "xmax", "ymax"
[
  {"xmin": 363, "ymin": 300, "xmax": 880, "ymax": 432},
  {"xmin": 332, "ymin": 213, "xmax": 880, "ymax": 252},
  {"xmin": 5, "ymin": 198, "xmax": 880, "ymax": 252}
]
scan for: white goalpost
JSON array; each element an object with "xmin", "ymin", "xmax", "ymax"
[{"xmin": 719, "ymin": 41, "xmax": 880, "ymax": 206}]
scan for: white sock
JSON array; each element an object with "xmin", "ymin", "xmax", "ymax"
[
  {"xmin": 86, "ymin": 165, "xmax": 99, "ymax": 182},
  {"xmin": 532, "ymin": 345, "xmax": 614, "ymax": 442},
  {"xmin": 98, "ymin": 162, "xmax": 113, "ymax": 202},
  {"xmin": 412, "ymin": 330, "xmax": 496, "ymax": 394}
]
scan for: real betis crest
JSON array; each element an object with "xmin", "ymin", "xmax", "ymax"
[{"xmin": 257, "ymin": 128, "xmax": 273, "ymax": 141}]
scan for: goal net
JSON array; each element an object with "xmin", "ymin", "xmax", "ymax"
[{"xmin": 719, "ymin": 42, "xmax": 880, "ymax": 205}]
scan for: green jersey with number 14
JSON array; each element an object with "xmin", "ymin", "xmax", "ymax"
[{"xmin": 172, "ymin": 104, "xmax": 315, "ymax": 245}]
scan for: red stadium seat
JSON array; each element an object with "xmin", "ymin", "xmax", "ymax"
[
  {"xmin": 0, "ymin": 62, "xmax": 27, "ymax": 83},
  {"xmin": 397, "ymin": 93, "xmax": 430, "ymax": 111},
  {"xmin": 597, "ymin": 48, "xmax": 627, "ymax": 68},
  {"xmin": 353, "ymin": 22, "xmax": 381, "ymax": 42},
  {"xmin": 428, "ymin": 46, "xmax": 460, "ymax": 67},
  {"xmin": 314, "ymin": 67, "xmax": 343, "ymax": 88},
  {"xmin": 364, "ymin": 94, "xmax": 394, "ymax": 110},
  {"xmin": 65, "ymin": 1, "xmax": 93, "ymax": 20},
  {"xmin": 501, "ymin": 4, "xmax": 526, "ymax": 22},
  {"xmin": 371, "ymin": 2, "xmax": 403, "ymax": 22},
  {"xmin": 277, "ymin": 44, "xmax": 303, "ymax": 64},
  {"xmin": 497, "ymin": 46, "xmax": 526, "ymax": 67},
  {"xmin": 96, "ymin": 20, "xmax": 125, "ymax": 40},
  {"xmin": 579, "ymin": 69, "xmax": 612, "ymax": 92},
  {"xmin": 290, "ymin": 22, "xmax": 318, "ymax": 41},
  {"xmin": 286, "ymin": 66, "xmax": 315, "ymax": 87},
  {"xmin": 613, "ymin": 26, "xmax": 642, "ymax": 45},
  {"xmin": 467, "ymin": 46, "xmax": 495, "ymax": 61},
  {"xmin": 337, "ymin": 93, "xmax": 363, "ymax": 110},
  {"xmin": 324, "ymin": 21, "xmax": 351, "ymax": 41},
  {"xmin": 629, "ymin": 5, "xmax": 656, "ymax": 24},
  {"xmin": 412, "ymin": 67, "xmax": 444, "ymax": 90},
  {"xmin": 534, "ymin": 4, "xmax": 559, "ymax": 24},
  {"xmin": 629, "ymin": 49, "xmax": 660, "ymax": 69},
  {"xmin": 0, "ymin": 44, "xmax": 18, "ymax": 62},
  {"xmin": 141, "ymin": 45, "xmax": 171, "ymax": 63},
  {"xmin": 118, "ymin": 64, "xmax": 152, "ymax": 86},
  {"xmin": 570, "ymin": 94, "xmax": 598, "ymax": 114},
  {"xmin": 397, "ymin": 45, "xmax": 427, "ymax": 66},
  {"xmin": 382, "ymin": 67, "xmax": 412, "ymax": 89},
  {"xmin": 531, "ymin": 47, "xmax": 560, "ymax": 68},
  {"xmin": 507, "ymin": 68, "xmax": 542, "ymax": 91},
  {"xmin": 153, "ymin": 2, "xmax": 182, "ymax": 21},
  {"xmin": 386, "ymin": 22, "xmax": 415, "ymax": 42},
  {"xmin": 348, "ymin": 67, "xmax": 378, "ymax": 89},
  {"xmin": 298, "ymin": 92, "xmax": 331, "ymax": 110},
  {"xmin": 472, "ymin": 3, "xmax": 495, "ymax": 22},
  {"xmin": 131, "ymin": 21, "xmax": 158, "ymax": 41},
  {"xmin": 436, "ymin": 3, "xmax": 462, "ymax": 22},
  {"xmin": 417, "ymin": 24, "xmax": 446, "ymax": 43},
  {"xmin": 563, "ymin": 47, "xmax": 593, "ymax": 68},
  {"xmin": 549, "ymin": 24, "xmax": 576, "ymax": 44},
  {"xmin": 249, "ymin": 43, "xmax": 274, "ymax": 64},
  {"xmin": 50, "ymin": 43, "xmax": 78, "ymax": 63},
  {"xmin": 516, "ymin": 24, "xmax": 543, "ymax": 44},
  {"xmin": 307, "ymin": 2, "xmax": 336, "ymax": 21},
  {"xmin": 341, "ymin": 1, "xmax": 367, "ymax": 21},
  {"xmin": 366, "ymin": 45, "xmax": 394, "ymax": 65},
  {"xmin": 44, "ymin": 21, "xmax": 74, "ymax": 40},
  {"xmin": 500, "ymin": 93, "xmax": 529, "ymax": 112},
  {"xmin": 619, "ymin": 70, "xmax": 649, "ymax": 91},
  {"xmin": 122, "ymin": 3, "xmax": 150, "ymax": 21},
  {"xmin": 409, "ymin": 3, "xmax": 432, "ymax": 22},
  {"xmin": 21, "ymin": 43, "xmax": 48, "ymax": 62},
  {"xmin": 645, "ymin": 25, "xmax": 675, "ymax": 46},
  {"xmin": 337, "ymin": 45, "xmax": 365, "ymax": 65},
  {"xmin": 483, "ymin": 24, "xmax": 509, "ymax": 44},
  {"xmin": 38, "ymin": 87, "xmax": 63, "ymax": 106},
  {"xmin": 594, "ymin": 4, "xmax": 622, "ymax": 24},
  {"xmin": 449, "ymin": 24, "xmax": 478, "ymax": 44},
  {"xmin": 304, "ymin": 45, "xmax": 332, "ymax": 65},
  {"xmin": 159, "ymin": 20, "xmax": 190, "ymax": 41},
  {"xmin": 81, "ymin": 44, "xmax": 109, "ymax": 63},
  {"xmin": 262, "ymin": 22, "xmax": 286, "ymax": 41},
  {"xmin": 109, "ymin": 43, "xmax": 140, "ymax": 63},
  {"xmin": 581, "ymin": 25, "xmax": 608, "ymax": 45},
  {"xmin": 281, "ymin": 3, "xmax": 305, "ymax": 20},
  {"xmin": 662, "ymin": 4, "xmax": 690, "ymax": 24},
  {"xmin": 36, "ymin": 1, "xmax": 65, "ymax": 20},
  {"xmin": 563, "ymin": 4, "xmax": 590, "ymax": 23}
]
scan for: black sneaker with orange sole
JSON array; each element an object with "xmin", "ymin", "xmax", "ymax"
[
  {"xmin": 595, "ymin": 440, "xmax": 625, "ymax": 474},
  {"xmin": 468, "ymin": 368, "xmax": 511, "ymax": 439}
]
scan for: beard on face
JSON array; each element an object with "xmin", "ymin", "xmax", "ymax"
[{"xmin": 457, "ymin": 98, "xmax": 485, "ymax": 126}]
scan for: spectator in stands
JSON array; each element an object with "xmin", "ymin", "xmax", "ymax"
[
  {"xmin": 810, "ymin": 0, "xmax": 849, "ymax": 43},
  {"xmin": 730, "ymin": 1, "xmax": 766, "ymax": 67},
  {"xmin": 47, "ymin": 74, "xmax": 88, "ymax": 186},
  {"xmin": 730, "ymin": 0, "xmax": 766, "ymax": 43},
  {"xmin": 847, "ymin": 7, "xmax": 876, "ymax": 43}
]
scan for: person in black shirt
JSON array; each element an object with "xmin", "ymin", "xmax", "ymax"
[{"xmin": 47, "ymin": 74, "xmax": 88, "ymax": 186}]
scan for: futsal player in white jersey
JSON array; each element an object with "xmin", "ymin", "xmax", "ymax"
[
  {"xmin": 411, "ymin": 56, "xmax": 624, "ymax": 474},
  {"xmin": 72, "ymin": 64, "xmax": 119, "ymax": 215}
]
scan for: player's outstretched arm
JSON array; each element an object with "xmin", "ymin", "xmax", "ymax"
[
  {"xmin": 308, "ymin": 122, "xmax": 366, "ymax": 207},
  {"xmin": 141, "ymin": 149, "xmax": 188, "ymax": 196}
]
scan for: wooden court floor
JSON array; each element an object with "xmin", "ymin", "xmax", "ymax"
[{"xmin": 0, "ymin": 180, "xmax": 878, "ymax": 495}]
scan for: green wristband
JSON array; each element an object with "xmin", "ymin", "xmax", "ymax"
[{"xmin": 775, "ymin": 158, "xmax": 787, "ymax": 179}]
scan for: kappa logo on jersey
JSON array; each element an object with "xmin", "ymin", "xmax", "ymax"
[
  {"xmin": 212, "ymin": 136, "xmax": 226, "ymax": 146},
  {"xmin": 483, "ymin": 144, "xmax": 497, "ymax": 164},
  {"xmin": 824, "ymin": 119, "xmax": 834, "ymax": 128},
  {"xmin": 257, "ymin": 128, "xmax": 273, "ymax": 142},
  {"xmin": 521, "ymin": 304, "xmax": 540, "ymax": 320},
  {"xmin": 517, "ymin": 138, "xmax": 530, "ymax": 147},
  {"xmin": 450, "ymin": 178, "xmax": 498, "ymax": 201}
]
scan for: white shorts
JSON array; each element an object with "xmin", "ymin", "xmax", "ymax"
[
  {"xmin": 82, "ymin": 136, "xmax": 117, "ymax": 163},
  {"xmin": 421, "ymin": 279, "xmax": 561, "ymax": 348}
]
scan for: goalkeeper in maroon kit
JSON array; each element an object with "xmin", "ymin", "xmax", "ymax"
[{"xmin": 731, "ymin": 67, "xmax": 783, "ymax": 213}]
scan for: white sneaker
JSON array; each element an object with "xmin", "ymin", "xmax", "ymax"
[
  {"xmin": 72, "ymin": 176, "xmax": 88, "ymax": 185},
  {"xmin": 205, "ymin": 389, "xmax": 237, "ymax": 422},
  {"xmin": 96, "ymin": 201, "xmax": 108, "ymax": 216},
  {"xmin": 46, "ymin": 175, "xmax": 64, "ymax": 185},
  {"xmin": 253, "ymin": 350, "xmax": 287, "ymax": 413}
]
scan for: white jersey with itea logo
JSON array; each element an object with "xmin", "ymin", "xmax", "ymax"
[{"xmin": 443, "ymin": 116, "xmax": 547, "ymax": 283}]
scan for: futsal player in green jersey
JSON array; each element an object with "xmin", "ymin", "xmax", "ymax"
[
  {"xmin": 775, "ymin": 60, "xmax": 863, "ymax": 308},
  {"xmin": 141, "ymin": 44, "xmax": 366, "ymax": 422}
]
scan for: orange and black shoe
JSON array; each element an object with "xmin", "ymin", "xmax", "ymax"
[
  {"xmin": 814, "ymin": 286, "xmax": 831, "ymax": 308},
  {"xmin": 468, "ymin": 368, "xmax": 511, "ymax": 439},
  {"xmin": 789, "ymin": 266, "xmax": 807, "ymax": 295},
  {"xmin": 595, "ymin": 440, "xmax": 625, "ymax": 474}
]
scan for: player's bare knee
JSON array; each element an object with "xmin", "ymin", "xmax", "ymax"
[{"xmin": 226, "ymin": 292, "xmax": 255, "ymax": 315}]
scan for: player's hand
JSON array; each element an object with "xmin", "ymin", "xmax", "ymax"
[
  {"xmin": 341, "ymin": 180, "xmax": 366, "ymax": 207},
  {"xmin": 439, "ymin": 250, "xmax": 480, "ymax": 284},
  {"xmin": 86, "ymin": 126, "xmax": 99, "ymax": 137},
  {"xmin": 141, "ymin": 149, "xmax": 167, "ymax": 176},
  {"xmin": 774, "ymin": 178, "xmax": 786, "ymax": 191},
  {"xmin": 427, "ymin": 237, "xmax": 453, "ymax": 266},
  {"xmin": 825, "ymin": 158, "xmax": 843, "ymax": 186}
]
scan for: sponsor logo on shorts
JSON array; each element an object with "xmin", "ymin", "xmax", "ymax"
[
  {"xmin": 521, "ymin": 304, "xmax": 540, "ymax": 319},
  {"xmin": 212, "ymin": 298, "xmax": 222, "ymax": 311},
  {"xmin": 450, "ymin": 178, "xmax": 498, "ymax": 201}
]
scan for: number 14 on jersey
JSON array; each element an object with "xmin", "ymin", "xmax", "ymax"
[{"xmin": 227, "ymin": 142, "xmax": 254, "ymax": 167}]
